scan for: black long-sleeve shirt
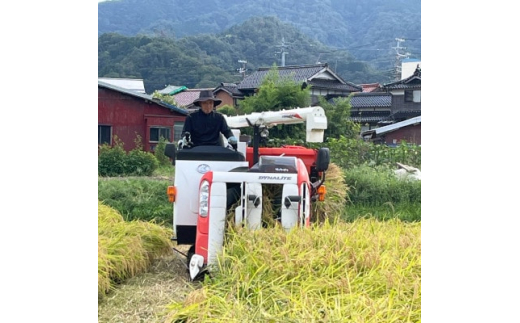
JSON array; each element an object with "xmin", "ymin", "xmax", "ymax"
[{"xmin": 182, "ymin": 109, "xmax": 234, "ymax": 146}]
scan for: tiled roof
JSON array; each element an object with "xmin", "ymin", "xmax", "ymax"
[
  {"xmin": 238, "ymin": 63, "xmax": 354, "ymax": 90},
  {"xmin": 98, "ymin": 80, "xmax": 187, "ymax": 115},
  {"xmin": 383, "ymin": 82, "xmax": 421, "ymax": 90},
  {"xmin": 360, "ymin": 83, "xmax": 380, "ymax": 92},
  {"xmin": 172, "ymin": 88, "xmax": 214, "ymax": 108},
  {"xmin": 350, "ymin": 93, "xmax": 392, "ymax": 108},
  {"xmin": 308, "ymin": 79, "xmax": 361, "ymax": 92},
  {"xmin": 215, "ymin": 82, "xmax": 244, "ymax": 97},
  {"xmin": 378, "ymin": 110, "xmax": 421, "ymax": 124},
  {"xmin": 382, "ymin": 66, "xmax": 421, "ymax": 90},
  {"xmin": 172, "ymin": 90, "xmax": 201, "ymax": 107},
  {"xmin": 349, "ymin": 111, "xmax": 391, "ymax": 123}
]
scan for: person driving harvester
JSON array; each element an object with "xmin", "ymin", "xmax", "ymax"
[
  {"xmin": 181, "ymin": 90, "xmax": 237, "ymax": 147},
  {"xmin": 180, "ymin": 90, "xmax": 241, "ymax": 208}
]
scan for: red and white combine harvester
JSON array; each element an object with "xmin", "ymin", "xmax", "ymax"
[{"xmin": 165, "ymin": 107, "xmax": 330, "ymax": 280}]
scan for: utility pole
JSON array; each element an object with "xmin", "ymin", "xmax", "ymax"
[
  {"xmin": 392, "ymin": 38, "xmax": 411, "ymax": 80},
  {"xmin": 275, "ymin": 37, "xmax": 290, "ymax": 67},
  {"xmin": 237, "ymin": 60, "xmax": 247, "ymax": 79}
]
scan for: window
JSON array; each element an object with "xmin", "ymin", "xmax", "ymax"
[
  {"xmin": 150, "ymin": 127, "xmax": 171, "ymax": 142},
  {"xmin": 174, "ymin": 122, "xmax": 184, "ymax": 141},
  {"xmin": 405, "ymin": 90, "xmax": 421, "ymax": 103},
  {"xmin": 413, "ymin": 90, "xmax": 421, "ymax": 103},
  {"xmin": 405, "ymin": 90, "xmax": 413, "ymax": 102},
  {"xmin": 98, "ymin": 125, "xmax": 111, "ymax": 145}
]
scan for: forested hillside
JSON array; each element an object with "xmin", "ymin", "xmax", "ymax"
[
  {"xmin": 98, "ymin": 16, "xmax": 390, "ymax": 93},
  {"xmin": 98, "ymin": 0, "xmax": 421, "ymax": 70}
]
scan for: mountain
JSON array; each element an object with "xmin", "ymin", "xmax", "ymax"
[
  {"xmin": 99, "ymin": 16, "xmax": 395, "ymax": 93},
  {"xmin": 98, "ymin": 0, "xmax": 421, "ymax": 70}
]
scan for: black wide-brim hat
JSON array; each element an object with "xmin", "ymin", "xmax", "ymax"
[{"xmin": 193, "ymin": 90, "xmax": 222, "ymax": 107}]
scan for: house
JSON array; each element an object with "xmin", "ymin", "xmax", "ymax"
[
  {"xmin": 237, "ymin": 63, "xmax": 362, "ymax": 105},
  {"xmin": 349, "ymin": 92, "xmax": 392, "ymax": 132},
  {"xmin": 172, "ymin": 88, "xmax": 214, "ymax": 112},
  {"xmin": 377, "ymin": 65, "xmax": 421, "ymax": 125},
  {"xmin": 156, "ymin": 83, "xmax": 244, "ymax": 111},
  {"xmin": 361, "ymin": 116, "xmax": 421, "ymax": 145},
  {"xmin": 98, "ymin": 77, "xmax": 146, "ymax": 93},
  {"xmin": 347, "ymin": 65, "xmax": 421, "ymax": 136},
  {"xmin": 98, "ymin": 80, "xmax": 188, "ymax": 153},
  {"xmin": 213, "ymin": 82, "xmax": 245, "ymax": 109}
]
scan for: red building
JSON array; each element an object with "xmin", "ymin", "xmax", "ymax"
[
  {"xmin": 361, "ymin": 116, "xmax": 421, "ymax": 146},
  {"xmin": 98, "ymin": 80, "xmax": 188, "ymax": 153}
]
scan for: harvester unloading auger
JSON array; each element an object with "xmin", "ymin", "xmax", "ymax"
[{"xmin": 165, "ymin": 106, "xmax": 330, "ymax": 280}]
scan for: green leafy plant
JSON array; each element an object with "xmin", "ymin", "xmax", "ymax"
[
  {"xmin": 98, "ymin": 135, "xmax": 159, "ymax": 177},
  {"xmin": 153, "ymin": 136, "xmax": 171, "ymax": 167},
  {"xmin": 98, "ymin": 136, "xmax": 127, "ymax": 177},
  {"xmin": 98, "ymin": 178, "xmax": 172, "ymax": 223},
  {"xmin": 151, "ymin": 90, "xmax": 178, "ymax": 106}
]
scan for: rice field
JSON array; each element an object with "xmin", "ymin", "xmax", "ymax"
[
  {"xmin": 98, "ymin": 161, "xmax": 421, "ymax": 322},
  {"xmin": 164, "ymin": 219, "xmax": 421, "ymax": 322},
  {"xmin": 98, "ymin": 201, "xmax": 174, "ymax": 298}
]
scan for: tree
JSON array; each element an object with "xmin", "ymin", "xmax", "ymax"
[
  {"xmin": 236, "ymin": 65, "xmax": 311, "ymax": 143},
  {"xmin": 151, "ymin": 91, "xmax": 178, "ymax": 106},
  {"xmin": 317, "ymin": 95, "xmax": 360, "ymax": 141},
  {"xmin": 217, "ymin": 105, "xmax": 238, "ymax": 116},
  {"xmin": 238, "ymin": 65, "xmax": 310, "ymax": 113}
]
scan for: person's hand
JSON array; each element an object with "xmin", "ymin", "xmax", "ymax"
[
  {"xmin": 228, "ymin": 136, "xmax": 237, "ymax": 145},
  {"xmin": 181, "ymin": 137, "xmax": 192, "ymax": 148}
]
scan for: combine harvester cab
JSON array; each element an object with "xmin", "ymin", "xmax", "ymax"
[{"xmin": 166, "ymin": 106, "xmax": 330, "ymax": 280}]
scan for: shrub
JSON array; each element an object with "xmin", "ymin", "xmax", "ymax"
[
  {"xmin": 98, "ymin": 136, "xmax": 127, "ymax": 177},
  {"xmin": 98, "ymin": 135, "xmax": 159, "ymax": 177},
  {"xmin": 320, "ymin": 136, "xmax": 421, "ymax": 169},
  {"xmin": 126, "ymin": 149, "xmax": 159, "ymax": 176},
  {"xmin": 154, "ymin": 137, "xmax": 171, "ymax": 167},
  {"xmin": 344, "ymin": 164, "xmax": 421, "ymax": 206}
]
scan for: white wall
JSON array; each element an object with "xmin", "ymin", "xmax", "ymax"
[{"xmin": 401, "ymin": 60, "xmax": 421, "ymax": 79}]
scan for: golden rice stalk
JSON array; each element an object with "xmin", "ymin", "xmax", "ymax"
[
  {"xmin": 98, "ymin": 201, "xmax": 124, "ymax": 231},
  {"xmin": 164, "ymin": 218, "xmax": 421, "ymax": 322},
  {"xmin": 226, "ymin": 185, "xmax": 280, "ymax": 229},
  {"xmin": 225, "ymin": 163, "xmax": 347, "ymax": 227},
  {"xmin": 312, "ymin": 162, "xmax": 349, "ymax": 223},
  {"xmin": 98, "ymin": 201, "xmax": 174, "ymax": 299},
  {"xmin": 98, "ymin": 236, "xmax": 113, "ymax": 296},
  {"xmin": 261, "ymin": 184, "xmax": 282, "ymax": 227}
]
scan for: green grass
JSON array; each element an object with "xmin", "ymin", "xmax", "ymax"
[
  {"xmin": 344, "ymin": 164, "xmax": 421, "ymax": 206},
  {"xmin": 98, "ymin": 163, "xmax": 421, "ymax": 225},
  {"xmin": 98, "ymin": 177, "xmax": 173, "ymax": 224},
  {"xmin": 344, "ymin": 202, "xmax": 421, "ymax": 222},
  {"xmin": 152, "ymin": 164, "xmax": 175, "ymax": 178}
]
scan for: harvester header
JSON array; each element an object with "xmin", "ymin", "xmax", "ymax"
[{"xmin": 225, "ymin": 106, "xmax": 327, "ymax": 143}]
